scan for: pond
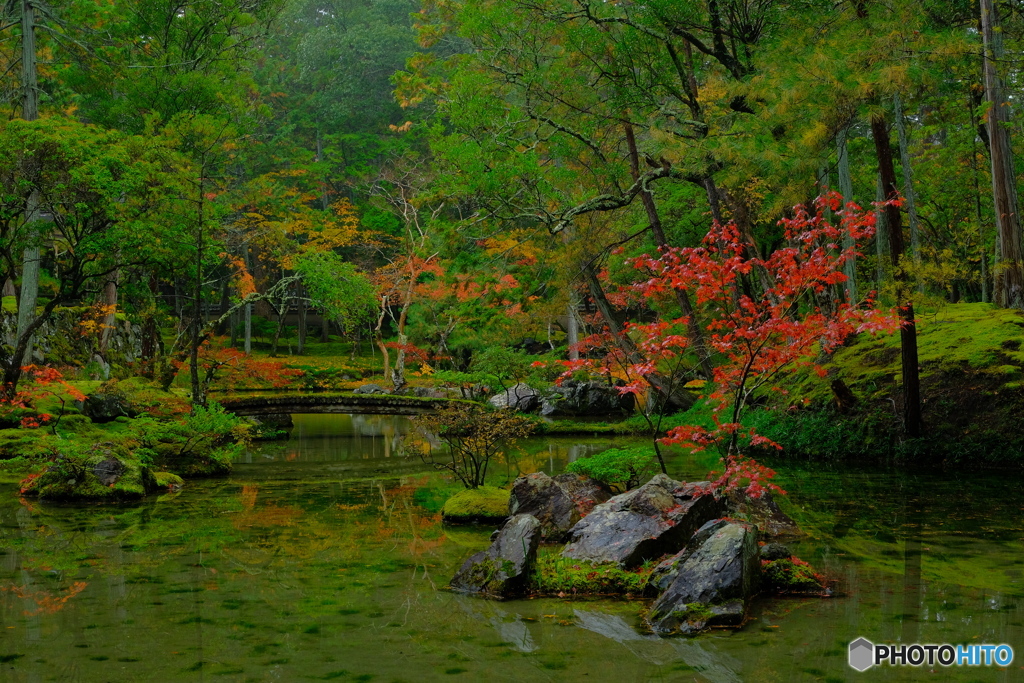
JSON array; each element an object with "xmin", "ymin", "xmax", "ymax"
[{"xmin": 2, "ymin": 413, "xmax": 1024, "ymax": 681}]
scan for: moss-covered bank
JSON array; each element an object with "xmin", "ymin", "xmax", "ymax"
[{"xmin": 748, "ymin": 302, "xmax": 1024, "ymax": 465}]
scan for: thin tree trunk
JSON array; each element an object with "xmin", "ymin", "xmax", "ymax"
[
  {"xmin": 297, "ymin": 290, "xmax": 307, "ymax": 355},
  {"xmin": 875, "ymin": 174, "xmax": 888, "ymax": 285},
  {"xmin": 374, "ymin": 299, "xmax": 392, "ymax": 386},
  {"xmin": 623, "ymin": 121, "xmax": 714, "ymax": 379},
  {"xmin": 190, "ymin": 188, "xmax": 205, "ymax": 407},
  {"xmin": 14, "ymin": 0, "xmax": 41, "ymax": 375},
  {"xmin": 981, "ymin": 0, "xmax": 1024, "ymax": 307},
  {"xmin": 567, "ymin": 297, "xmax": 580, "ymax": 361},
  {"xmin": 98, "ymin": 269, "xmax": 119, "ymax": 354},
  {"xmin": 583, "ymin": 265, "xmax": 694, "ymax": 412},
  {"xmin": 244, "ymin": 246, "xmax": 252, "ymax": 354},
  {"xmin": 872, "ymin": 113, "xmax": 922, "ymax": 438},
  {"xmin": 837, "ymin": 126, "xmax": 858, "ymax": 303},
  {"xmin": 215, "ymin": 276, "xmax": 231, "ymax": 335},
  {"xmin": 894, "ymin": 94, "xmax": 921, "ymax": 269}
]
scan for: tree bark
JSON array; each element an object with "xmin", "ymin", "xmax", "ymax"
[
  {"xmin": 623, "ymin": 121, "xmax": 714, "ymax": 380},
  {"xmin": 872, "ymin": 114, "xmax": 922, "ymax": 438},
  {"xmin": 583, "ymin": 265, "xmax": 694, "ymax": 411},
  {"xmin": 981, "ymin": 0, "xmax": 1024, "ymax": 307},
  {"xmin": 837, "ymin": 126, "xmax": 858, "ymax": 303},
  {"xmin": 14, "ymin": 0, "xmax": 41, "ymax": 372},
  {"xmin": 894, "ymin": 94, "xmax": 921, "ymax": 269},
  {"xmin": 297, "ymin": 288, "xmax": 307, "ymax": 355}
]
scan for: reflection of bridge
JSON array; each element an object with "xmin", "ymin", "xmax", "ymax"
[{"xmin": 218, "ymin": 393, "xmax": 451, "ymax": 416}]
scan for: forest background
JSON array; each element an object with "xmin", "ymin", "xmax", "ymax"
[{"xmin": 2, "ymin": 0, "xmax": 1024, "ymax": 484}]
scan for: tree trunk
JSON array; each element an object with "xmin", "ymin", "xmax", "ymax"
[
  {"xmin": 297, "ymin": 290, "xmax": 307, "ymax": 355},
  {"xmin": 99, "ymin": 269, "xmax": 119, "ymax": 354},
  {"xmin": 189, "ymin": 189, "xmax": 205, "ymax": 407},
  {"xmin": 584, "ymin": 265, "xmax": 694, "ymax": 412},
  {"xmin": 981, "ymin": 0, "xmax": 1024, "ymax": 307},
  {"xmin": 567, "ymin": 297, "xmax": 580, "ymax": 361},
  {"xmin": 374, "ymin": 299, "xmax": 392, "ymax": 385},
  {"xmin": 14, "ymin": 0, "xmax": 41, "ymax": 374},
  {"xmin": 623, "ymin": 121, "xmax": 714, "ymax": 379},
  {"xmin": 872, "ymin": 113, "xmax": 922, "ymax": 438},
  {"xmin": 837, "ymin": 126, "xmax": 858, "ymax": 303},
  {"xmin": 894, "ymin": 93, "xmax": 922, "ymax": 269},
  {"xmin": 215, "ymin": 276, "xmax": 231, "ymax": 335},
  {"xmin": 875, "ymin": 174, "xmax": 888, "ymax": 285},
  {"xmin": 243, "ymin": 246, "xmax": 252, "ymax": 354}
]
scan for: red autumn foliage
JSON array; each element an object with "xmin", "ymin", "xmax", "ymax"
[{"xmin": 0, "ymin": 365, "xmax": 85, "ymax": 431}]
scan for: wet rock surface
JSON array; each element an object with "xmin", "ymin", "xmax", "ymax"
[
  {"xmin": 508, "ymin": 472, "xmax": 612, "ymax": 541},
  {"xmin": 561, "ymin": 474, "xmax": 724, "ymax": 568},
  {"xmin": 450, "ymin": 514, "xmax": 542, "ymax": 597},
  {"xmin": 538, "ymin": 380, "xmax": 635, "ymax": 418},
  {"xmin": 645, "ymin": 522, "xmax": 760, "ymax": 634},
  {"xmin": 488, "ymin": 383, "xmax": 540, "ymax": 411},
  {"xmin": 727, "ymin": 490, "xmax": 801, "ymax": 538}
]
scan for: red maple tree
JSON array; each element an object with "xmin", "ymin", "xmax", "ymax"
[{"xmin": 567, "ymin": 193, "xmax": 899, "ymax": 496}]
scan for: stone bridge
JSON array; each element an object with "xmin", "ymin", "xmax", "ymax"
[{"xmin": 216, "ymin": 392, "xmax": 451, "ymax": 417}]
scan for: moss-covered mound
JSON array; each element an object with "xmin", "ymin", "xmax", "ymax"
[
  {"xmin": 751, "ymin": 302, "xmax": 1024, "ymax": 464},
  {"xmin": 86, "ymin": 378, "xmax": 190, "ymax": 420},
  {"xmin": 441, "ymin": 486, "xmax": 510, "ymax": 523},
  {"xmin": 153, "ymin": 471, "xmax": 184, "ymax": 489},
  {"xmin": 20, "ymin": 441, "xmax": 157, "ymax": 501},
  {"xmin": 761, "ymin": 556, "xmax": 827, "ymax": 594},
  {"xmin": 531, "ymin": 553, "xmax": 654, "ymax": 596}
]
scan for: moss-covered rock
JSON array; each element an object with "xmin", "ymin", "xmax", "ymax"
[
  {"xmin": 441, "ymin": 486, "xmax": 511, "ymax": 523},
  {"xmin": 19, "ymin": 441, "xmax": 157, "ymax": 501}
]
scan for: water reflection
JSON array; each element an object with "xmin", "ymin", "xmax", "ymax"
[{"xmin": 2, "ymin": 416, "xmax": 1024, "ymax": 681}]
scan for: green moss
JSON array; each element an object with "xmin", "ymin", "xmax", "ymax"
[
  {"xmin": 761, "ymin": 557, "xmax": 825, "ymax": 593},
  {"xmin": 440, "ymin": 487, "xmax": 510, "ymax": 522},
  {"xmin": 748, "ymin": 302, "xmax": 1024, "ymax": 465},
  {"xmin": 20, "ymin": 441, "xmax": 158, "ymax": 501},
  {"xmin": 531, "ymin": 552, "xmax": 654, "ymax": 595},
  {"xmin": 565, "ymin": 445, "xmax": 655, "ymax": 490},
  {"xmin": 671, "ymin": 602, "xmax": 714, "ymax": 622},
  {"xmin": 154, "ymin": 471, "xmax": 184, "ymax": 488}
]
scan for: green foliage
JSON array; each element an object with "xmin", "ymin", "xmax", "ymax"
[
  {"xmin": 531, "ymin": 553, "xmax": 654, "ymax": 596},
  {"xmin": 566, "ymin": 446, "xmax": 656, "ymax": 490},
  {"xmin": 127, "ymin": 403, "xmax": 248, "ymax": 477},
  {"xmin": 294, "ymin": 252, "xmax": 377, "ymax": 334},
  {"xmin": 440, "ymin": 486, "xmax": 510, "ymax": 522}
]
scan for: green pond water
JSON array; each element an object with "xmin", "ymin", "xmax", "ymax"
[{"xmin": 2, "ymin": 413, "xmax": 1024, "ymax": 682}]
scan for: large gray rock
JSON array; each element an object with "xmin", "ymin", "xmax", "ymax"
[
  {"xmin": 509, "ymin": 472, "xmax": 612, "ymax": 541},
  {"xmin": 450, "ymin": 514, "xmax": 542, "ymax": 597},
  {"xmin": 81, "ymin": 386, "xmax": 139, "ymax": 423},
  {"xmin": 488, "ymin": 383, "xmax": 540, "ymax": 412},
  {"xmin": 646, "ymin": 522, "xmax": 760, "ymax": 634},
  {"xmin": 726, "ymin": 490, "xmax": 801, "ymax": 538},
  {"xmin": 561, "ymin": 474, "xmax": 724, "ymax": 568},
  {"xmin": 539, "ymin": 380, "xmax": 635, "ymax": 418},
  {"xmin": 646, "ymin": 518, "xmax": 731, "ymax": 595},
  {"xmin": 353, "ymin": 383, "xmax": 387, "ymax": 395}
]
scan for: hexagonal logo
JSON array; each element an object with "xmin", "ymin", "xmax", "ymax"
[{"xmin": 849, "ymin": 637, "xmax": 875, "ymax": 672}]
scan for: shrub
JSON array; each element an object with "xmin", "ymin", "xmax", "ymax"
[
  {"xmin": 414, "ymin": 402, "xmax": 534, "ymax": 488},
  {"xmin": 566, "ymin": 446, "xmax": 656, "ymax": 490}
]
